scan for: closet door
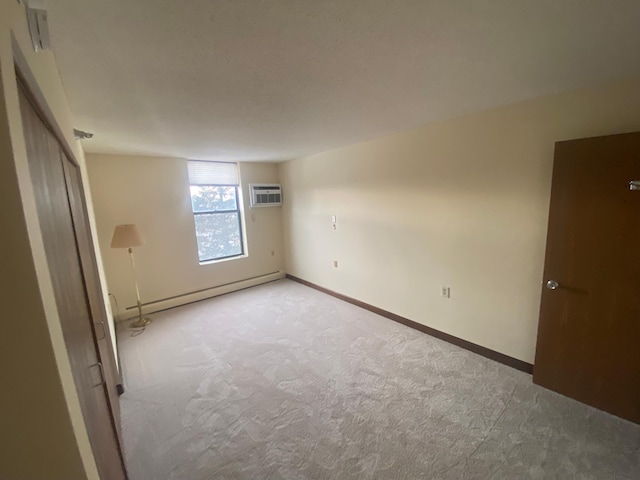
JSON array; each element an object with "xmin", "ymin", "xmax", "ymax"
[
  {"xmin": 19, "ymin": 82, "xmax": 127, "ymax": 479},
  {"xmin": 62, "ymin": 153, "xmax": 123, "ymax": 442}
]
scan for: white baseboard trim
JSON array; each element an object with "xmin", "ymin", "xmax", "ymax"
[{"xmin": 117, "ymin": 270, "xmax": 285, "ymax": 322}]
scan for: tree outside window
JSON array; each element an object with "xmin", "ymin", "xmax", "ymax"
[{"xmin": 187, "ymin": 162, "xmax": 244, "ymax": 262}]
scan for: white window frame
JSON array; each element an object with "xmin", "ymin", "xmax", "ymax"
[{"xmin": 188, "ymin": 161, "xmax": 245, "ymax": 263}]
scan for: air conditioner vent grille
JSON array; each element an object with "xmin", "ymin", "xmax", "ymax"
[{"xmin": 249, "ymin": 184, "xmax": 282, "ymax": 207}]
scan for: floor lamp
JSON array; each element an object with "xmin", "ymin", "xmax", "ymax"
[{"xmin": 110, "ymin": 224, "xmax": 152, "ymax": 328}]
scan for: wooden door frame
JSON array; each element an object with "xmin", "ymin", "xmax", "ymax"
[{"xmin": 13, "ymin": 44, "xmax": 127, "ymax": 475}]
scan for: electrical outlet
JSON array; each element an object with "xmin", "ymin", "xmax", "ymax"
[
  {"xmin": 441, "ymin": 286, "xmax": 451, "ymax": 298},
  {"xmin": 333, "ymin": 260, "xmax": 338, "ymax": 268}
]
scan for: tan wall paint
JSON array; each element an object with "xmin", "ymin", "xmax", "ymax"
[
  {"xmin": 280, "ymin": 77, "xmax": 640, "ymax": 364},
  {"xmin": 86, "ymin": 154, "xmax": 284, "ymax": 313},
  {"xmin": 0, "ymin": 2, "xmax": 103, "ymax": 479}
]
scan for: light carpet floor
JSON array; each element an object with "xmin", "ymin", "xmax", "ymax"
[{"xmin": 118, "ymin": 279, "xmax": 640, "ymax": 479}]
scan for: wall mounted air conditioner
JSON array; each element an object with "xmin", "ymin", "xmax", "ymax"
[{"xmin": 249, "ymin": 184, "xmax": 282, "ymax": 207}]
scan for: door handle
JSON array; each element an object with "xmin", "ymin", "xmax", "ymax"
[
  {"xmin": 92, "ymin": 362, "xmax": 106, "ymax": 387},
  {"xmin": 546, "ymin": 280, "xmax": 560, "ymax": 290},
  {"xmin": 95, "ymin": 321, "xmax": 106, "ymax": 340}
]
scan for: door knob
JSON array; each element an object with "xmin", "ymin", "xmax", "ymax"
[{"xmin": 546, "ymin": 280, "xmax": 560, "ymax": 290}]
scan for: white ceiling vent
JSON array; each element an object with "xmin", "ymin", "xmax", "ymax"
[{"xmin": 249, "ymin": 184, "xmax": 282, "ymax": 208}]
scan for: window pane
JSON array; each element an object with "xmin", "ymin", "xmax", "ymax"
[
  {"xmin": 194, "ymin": 212, "xmax": 242, "ymax": 261},
  {"xmin": 190, "ymin": 186, "xmax": 238, "ymax": 212}
]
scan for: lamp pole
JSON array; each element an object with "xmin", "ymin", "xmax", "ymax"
[
  {"xmin": 110, "ymin": 224, "xmax": 151, "ymax": 329},
  {"xmin": 127, "ymin": 247, "xmax": 150, "ymax": 328}
]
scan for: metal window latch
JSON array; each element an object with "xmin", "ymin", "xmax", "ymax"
[{"xmin": 629, "ymin": 181, "xmax": 640, "ymax": 191}]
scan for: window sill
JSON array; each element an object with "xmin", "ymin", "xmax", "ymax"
[{"xmin": 198, "ymin": 254, "xmax": 247, "ymax": 266}]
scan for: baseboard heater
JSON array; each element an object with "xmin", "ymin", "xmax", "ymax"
[{"xmin": 119, "ymin": 270, "xmax": 285, "ymax": 321}]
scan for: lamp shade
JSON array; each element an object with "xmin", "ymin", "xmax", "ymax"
[{"xmin": 110, "ymin": 224, "xmax": 145, "ymax": 248}]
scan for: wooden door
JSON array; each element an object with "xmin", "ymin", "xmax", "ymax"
[
  {"xmin": 534, "ymin": 132, "xmax": 640, "ymax": 424},
  {"xmin": 18, "ymin": 82, "xmax": 127, "ymax": 478},
  {"xmin": 62, "ymin": 155, "xmax": 123, "ymax": 444}
]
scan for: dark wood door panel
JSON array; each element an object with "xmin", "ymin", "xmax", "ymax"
[
  {"xmin": 62, "ymin": 156, "xmax": 123, "ymax": 442},
  {"xmin": 534, "ymin": 132, "xmax": 640, "ymax": 424},
  {"xmin": 19, "ymin": 82, "xmax": 127, "ymax": 479}
]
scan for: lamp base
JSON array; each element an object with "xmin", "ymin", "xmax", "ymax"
[{"xmin": 130, "ymin": 316, "xmax": 152, "ymax": 329}]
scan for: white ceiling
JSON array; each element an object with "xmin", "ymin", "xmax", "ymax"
[{"xmin": 47, "ymin": 0, "xmax": 640, "ymax": 162}]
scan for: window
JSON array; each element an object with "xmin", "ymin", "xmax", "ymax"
[{"xmin": 188, "ymin": 161, "xmax": 245, "ymax": 262}]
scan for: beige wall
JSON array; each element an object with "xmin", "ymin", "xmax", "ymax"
[
  {"xmin": 0, "ymin": 2, "xmax": 103, "ymax": 479},
  {"xmin": 87, "ymin": 154, "xmax": 284, "ymax": 315},
  {"xmin": 280, "ymin": 77, "xmax": 640, "ymax": 364}
]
